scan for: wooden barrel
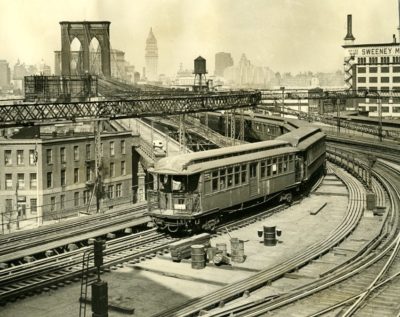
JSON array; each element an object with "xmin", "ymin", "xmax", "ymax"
[
  {"xmin": 191, "ymin": 244, "xmax": 205, "ymax": 269},
  {"xmin": 231, "ymin": 238, "xmax": 245, "ymax": 263},
  {"xmin": 263, "ymin": 226, "xmax": 276, "ymax": 246},
  {"xmin": 216, "ymin": 243, "xmax": 227, "ymax": 256}
]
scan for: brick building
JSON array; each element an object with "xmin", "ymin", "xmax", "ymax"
[{"xmin": 0, "ymin": 122, "xmax": 136, "ymax": 228}]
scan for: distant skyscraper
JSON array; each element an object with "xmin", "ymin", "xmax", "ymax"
[
  {"xmin": 145, "ymin": 28, "xmax": 158, "ymax": 81},
  {"xmin": 214, "ymin": 52, "xmax": 233, "ymax": 77},
  {"xmin": 0, "ymin": 60, "xmax": 11, "ymax": 88}
]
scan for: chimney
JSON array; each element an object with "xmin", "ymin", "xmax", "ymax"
[
  {"xmin": 344, "ymin": 14, "xmax": 355, "ymax": 43},
  {"xmin": 394, "ymin": 34, "xmax": 397, "ymax": 43}
]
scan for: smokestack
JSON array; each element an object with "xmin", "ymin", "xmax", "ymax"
[
  {"xmin": 394, "ymin": 34, "xmax": 397, "ymax": 43},
  {"xmin": 344, "ymin": 14, "xmax": 355, "ymax": 42}
]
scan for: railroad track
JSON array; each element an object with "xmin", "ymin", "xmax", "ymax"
[
  {"xmin": 0, "ymin": 203, "xmax": 148, "ymax": 263},
  {"xmin": 206, "ymin": 151, "xmax": 399, "ymax": 317},
  {"xmin": 0, "ymin": 228, "xmax": 177, "ymax": 305},
  {"xmin": 151, "ymin": 162, "xmax": 370, "ymax": 317}
]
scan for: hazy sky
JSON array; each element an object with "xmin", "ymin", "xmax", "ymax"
[{"xmin": 0, "ymin": 0, "xmax": 399, "ymax": 75}]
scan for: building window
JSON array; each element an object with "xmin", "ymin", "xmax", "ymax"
[
  {"xmin": 30, "ymin": 198, "xmax": 37, "ymax": 213},
  {"xmin": 30, "ymin": 173, "xmax": 37, "ymax": 189},
  {"xmin": 86, "ymin": 166, "xmax": 91, "ymax": 181},
  {"xmin": 73, "ymin": 146, "xmax": 79, "ymax": 161},
  {"xmin": 393, "ymin": 66, "xmax": 400, "ymax": 72},
  {"xmin": 47, "ymin": 172, "xmax": 52, "ymax": 188},
  {"xmin": 17, "ymin": 150, "xmax": 24, "ymax": 165},
  {"xmin": 358, "ymin": 77, "xmax": 366, "ymax": 83},
  {"xmin": 85, "ymin": 144, "xmax": 91, "ymax": 160},
  {"xmin": 358, "ymin": 67, "xmax": 366, "ymax": 73},
  {"xmin": 4, "ymin": 150, "xmax": 12, "ymax": 166},
  {"xmin": 393, "ymin": 106, "xmax": 400, "ymax": 113},
  {"xmin": 29, "ymin": 149, "xmax": 37, "ymax": 165},
  {"xmin": 381, "ymin": 66, "xmax": 389, "ymax": 73},
  {"xmin": 108, "ymin": 185, "xmax": 114, "ymax": 198},
  {"xmin": 61, "ymin": 169, "xmax": 66, "ymax": 186},
  {"xmin": 110, "ymin": 141, "xmax": 115, "ymax": 156},
  {"xmin": 60, "ymin": 195, "xmax": 65, "ymax": 210},
  {"xmin": 381, "ymin": 56, "xmax": 390, "ymax": 64},
  {"xmin": 83, "ymin": 190, "xmax": 90, "ymax": 204},
  {"xmin": 381, "ymin": 87, "xmax": 390, "ymax": 92},
  {"xmin": 369, "ymin": 106, "xmax": 378, "ymax": 112},
  {"xmin": 5, "ymin": 174, "xmax": 12, "ymax": 189},
  {"xmin": 116, "ymin": 184, "xmax": 122, "ymax": 197},
  {"xmin": 60, "ymin": 147, "xmax": 66, "ymax": 163},
  {"xmin": 382, "ymin": 106, "xmax": 390, "ymax": 113},
  {"xmin": 17, "ymin": 173, "xmax": 25, "ymax": 189},
  {"xmin": 358, "ymin": 57, "xmax": 366, "ymax": 64},
  {"xmin": 74, "ymin": 192, "xmax": 79, "ymax": 206},
  {"xmin": 369, "ymin": 66, "xmax": 377, "ymax": 73},
  {"xmin": 110, "ymin": 162, "xmax": 115, "ymax": 177},
  {"xmin": 381, "ymin": 77, "xmax": 390, "ymax": 83},
  {"xmin": 6, "ymin": 199, "xmax": 13, "ymax": 213},
  {"xmin": 121, "ymin": 140, "xmax": 126, "ymax": 154},
  {"xmin": 46, "ymin": 149, "xmax": 52, "ymax": 164},
  {"xmin": 369, "ymin": 77, "xmax": 378, "ymax": 83},
  {"xmin": 393, "ymin": 77, "xmax": 400, "ymax": 83},
  {"xmin": 369, "ymin": 57, "xmax": 378, "ymax": 65},
  {"xmin": 121, "ymin": 161, "xmax": 126, "ymax": 175},
  {"xmin": 74, "ymin": 168, "xmax": 79, "ymax": 183},
  {"xmin": 50, "ymin": 196, "xmax": 56, "ymax": 212}
]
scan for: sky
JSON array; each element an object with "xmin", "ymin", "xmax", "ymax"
[{"xmin": 0, "ymin": 0, "xmax": 399, "ymax": 76}]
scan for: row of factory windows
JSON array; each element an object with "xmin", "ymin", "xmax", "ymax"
[
  {"xmin": 358, "ymin": 56, "xmax": 400, "ymax": 65},
  {"xmin": 3, "ymin": 184, "xmax": 123, "ymax": 216},
  {"xmin": 358, "ymin": 105, "xmax": 400, "ymax": 113},
  {"xmin": 210, "ymin": 155, "xmax": 294, "ymax": 192},
  {"xmin": 357, "ymin": 66, "xmax": 400, "ymax": 73},
  {"xmin": 2, "ymin": 161, "xmax": 126, "ymax": 190},
  {"xmin": 358, "ymin": 76, "xmax": 400, "ymax": 83},
  {"xmin": 2, "ymin": 140, "xmax": 126, "ymax": 166}
]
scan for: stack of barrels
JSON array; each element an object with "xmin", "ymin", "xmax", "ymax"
[{"xmin": 191, "ymin": 238, "xmax": 246, "ymax": 269}]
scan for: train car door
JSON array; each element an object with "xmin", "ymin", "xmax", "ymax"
[
  {"xmin": 295, "ymin": 156, "xmax": 304, "ymax": 182},
  {"xmin": 249, "ymin": 162, "xmax": 258, "ymax": 196}
]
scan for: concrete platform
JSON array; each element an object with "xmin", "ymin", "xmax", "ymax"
[{"xmin": 1, "ymin": 174, "xmax": 372, "ymax": 317}]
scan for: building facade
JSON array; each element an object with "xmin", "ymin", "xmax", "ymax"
[
  {"xmin": 343, "ymin": 14, "xmax": 400, "ymax": 117},
  {"xmin": 0, "ymin": 60, "xmax": 11, "ymax": 89},
  {"xmin": 0, "ymin": 123, "xmax": 136, "ymax": 229},
  {"xmin": 214, "ymin": 52, "xmax": 234, "ymax": 77},
  {"xmin": 145, "ymin": 28, "xmax": 158, "ymax": 81}
]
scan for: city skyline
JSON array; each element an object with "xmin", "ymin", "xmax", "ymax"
[{"xmin": 0, "ymin": 0, "xmax": 398, "ymax": 76}]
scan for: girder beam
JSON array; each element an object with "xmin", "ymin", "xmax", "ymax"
[{"xmin": 0, "ymin": 91, "xmax": 261, "ymax": 128}]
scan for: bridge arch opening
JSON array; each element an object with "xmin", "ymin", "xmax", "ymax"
[
  {"xmin": 89, "ymin": 37, "xmax": 102, "ymax": 75},
  {"xmin": 70, "ymin": 37, "xmax": 82, "ymax": 75}
]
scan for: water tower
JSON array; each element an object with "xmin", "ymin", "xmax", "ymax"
[{"xmin": 193, "ymin": 56, "xmax": 207, "ymax": 91}]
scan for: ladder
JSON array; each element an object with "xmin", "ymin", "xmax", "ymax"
[{"xmin": 79, "ymin": 250, "xmax": 96, "ymax": 317}]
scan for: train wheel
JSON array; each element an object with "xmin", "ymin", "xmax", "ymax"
[{"xmin": 167, "ymin": 225, "xmax": 179, "ymax": 233}]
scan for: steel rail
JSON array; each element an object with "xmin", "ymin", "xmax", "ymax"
[
  {"xmin": 223, "ymin": 155, "xmax": 399, "ymax": 317},
  {"xmin": 0, "ymin": 204, "xmax": 149, "ymax": 262}
]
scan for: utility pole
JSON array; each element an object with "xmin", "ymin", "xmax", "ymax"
[
  {"xmin": 378, "ymin": 96, "xmax": 383, "ymax": 142},
  {"xmin": 336, "ymin": 98, "xmax": 341, "ymax": 135},
  {"xmin": 280, "ymin": 87, "xmax": 285, "ymax": 118}
]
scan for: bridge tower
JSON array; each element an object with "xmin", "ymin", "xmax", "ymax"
[{"xmin": 60, "ymin": 21, "xmax": 111, "ymax": 78}]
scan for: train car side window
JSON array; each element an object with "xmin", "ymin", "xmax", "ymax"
[
  {"xmin": 212, "ymin": 171, "xmax": 219, "ymax": 192},
  {"xmin": 227, "ymin": 167, "xmax": 234, "ymax": 188},
  {"xmin": 234, "ymin": 166, "xmax": 240, "ymax": 185},
  {"xmin": 278, "ymin": 156, "xmax": 283, "ymax": 174},
  {"xmin": 261, "ymin": 161, "xmax": 266, "ymax": 178},
  {"xmin": 272, "ymin": 157, "xmax": 277, "ymax": 175},
  {"xmin": 250, "ymin": 163, "xmax": 257, "ymax": 178},
  {"xmin": 220, "ymin": 169, "xmax": 226, "ymax": 190},
  {"xmin": 241, "ymin": 164, "xmax": 247, "ymax": 183}
]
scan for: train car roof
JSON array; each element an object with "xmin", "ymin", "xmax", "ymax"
[
  {"xmin": 276, "ymin": 126, "xmax": 324, "ymax": 147},
  {"xmin": 152, "ymin": 140, "xmax": 294, "ymax": 175},
  {"xmin": 153, "ymin": 146, "xmax": 298, "ymax": 175}
]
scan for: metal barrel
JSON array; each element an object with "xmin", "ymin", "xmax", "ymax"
[
  {"xmin": 216, "ymin": 243, "xmax": 227, "ymax": 256},
  {"xmin": 191, "ymin": 244, "xmax": 205, "ymax": 269},
  {"xmin": 231, "ymin": 238, "xmax": 245, "ymax": 263},
  {"xmin": 206, "ymin": 247, "xmax": 217, "ymax": 262},
  {"xmin": 263, "ymin": 226, "xmax": 276, "ymax": 246}
]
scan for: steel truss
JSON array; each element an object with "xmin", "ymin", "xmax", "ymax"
[{"xmin": 0, "ymin": 91, "xmax": 261, "ymax": 128}]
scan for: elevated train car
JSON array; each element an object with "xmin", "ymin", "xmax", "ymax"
[{"xmin": 147, "ymin": 127, "xmax": 326, "ymax": 233}]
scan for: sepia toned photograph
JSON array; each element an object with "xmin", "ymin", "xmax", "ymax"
[{"xmin": 0, "ymin": 0, "xmax": 399, "ymax": 316}]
